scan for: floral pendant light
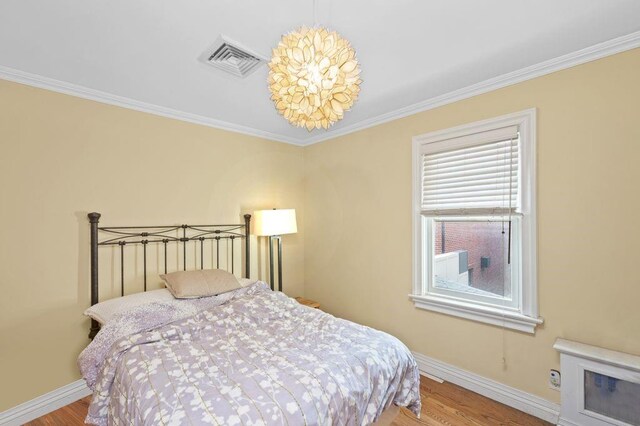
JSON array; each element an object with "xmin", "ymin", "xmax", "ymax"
[{"xmin": 268, "ymin": 26, "xmax": 362, "ymax": 131}]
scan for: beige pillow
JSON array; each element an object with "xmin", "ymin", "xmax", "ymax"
[{"xmin": 160, "ymin": 269, "xmax": 241, "ymax": 299}]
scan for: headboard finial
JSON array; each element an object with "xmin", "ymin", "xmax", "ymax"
[{"xmin": 88, "ymin": 212, "xmax": 101, "ymax": 223}]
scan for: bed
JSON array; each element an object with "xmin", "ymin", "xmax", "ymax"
[{"xmin": 79, "ymin": 213, "xmax": 421, "ymax": 425}]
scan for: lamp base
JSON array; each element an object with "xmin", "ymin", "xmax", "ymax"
[{"xmin": 268, "ymin": 235, "xmax": 283, "ymax": 292}]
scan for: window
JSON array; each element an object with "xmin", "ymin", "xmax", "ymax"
[{"xmin": 411, "ymin": 109, "xmax": 541, "ymax": 333}]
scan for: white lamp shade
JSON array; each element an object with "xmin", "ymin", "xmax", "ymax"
[{"xmin": 253, "ymin": 209, "xmax": 297, "ymax": 236}]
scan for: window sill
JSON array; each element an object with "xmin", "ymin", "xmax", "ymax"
[{"xmin": 410, "ymin": 294, "xmax": 543, "ymax": 334}]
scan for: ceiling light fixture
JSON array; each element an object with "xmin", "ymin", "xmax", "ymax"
[{"xmin": 267, "ymin": 3, "xmax": 361, "ymax": 131}]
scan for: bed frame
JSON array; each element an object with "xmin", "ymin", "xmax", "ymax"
[{"xmin": 87, "ymin": 212, "xmax": 252, "ymax": 339}]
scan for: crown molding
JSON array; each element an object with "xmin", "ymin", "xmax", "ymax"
[
  {"xmin": 1, "ymin": 30, "xmax": 639, "ymax": 147},
  {"xmin": 0, "ymin": 65, "xmax": 303, "ymax": 146},
  {"xmin": 302, "ymin": 30, "xmax": 640, "ymax": 146}
]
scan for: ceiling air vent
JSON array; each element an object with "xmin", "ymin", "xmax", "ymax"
[{"xmin": 199, "ymin": 36, "xmax": 267, "ymax": 78}]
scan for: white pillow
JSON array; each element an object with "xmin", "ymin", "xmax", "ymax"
[{"xmin": 84, "ymin": 288, "xmax": 174, "ymax": 324}]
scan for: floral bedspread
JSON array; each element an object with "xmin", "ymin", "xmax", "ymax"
[{"xmin": 78, "ymin": 282, "xmax": 421, "ymax": 425}]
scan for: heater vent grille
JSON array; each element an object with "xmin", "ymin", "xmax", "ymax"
[{"xmin": 200, "ymin": 36, "xmax": 266, "ymax": 78}]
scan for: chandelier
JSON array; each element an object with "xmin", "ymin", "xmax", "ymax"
[{"xmin": 268, "ymin": 26, "xmax": 361, "ymax": 131}]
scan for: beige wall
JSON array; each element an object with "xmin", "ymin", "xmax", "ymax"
[
  {"xmin": 304, "ymin": 48, "xmax": 640, "ymax": 403},
  {"xmin": 2, "ymin": 47, "xmax": 639, "ymax": 412},
  {"xmin": 0, "ymin": 80, "xmax": 305, "ymax": 411}
]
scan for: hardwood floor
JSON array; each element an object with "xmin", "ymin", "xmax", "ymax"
[
  {"xmin": 391, "ymin": 378, "xmax": 552, "ymax": 426},
  {"xmin": 27, "ymin": 376, "xmax": 551, "ymax": 425}
]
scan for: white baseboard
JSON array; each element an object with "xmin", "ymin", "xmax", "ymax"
[
  {"xmin": 0, "ymin": 380, "xmax": 91, "ymax": 426},
  {"xmin": 412, "ymin": 351, "xmax": 560, "ymax": 424},
  {"xmin": 557, "ymin": 419, "xmax": 581, "ymax": 426}
]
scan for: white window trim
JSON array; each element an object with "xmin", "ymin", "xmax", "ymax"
[{"xmin": 411, "ymin": 108, "xmax": 542, "ymax": 333}]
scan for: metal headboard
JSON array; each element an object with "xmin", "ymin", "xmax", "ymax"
[{"xmin": 87, "ymin": 212, "xmax": 251, "ymax": 339}]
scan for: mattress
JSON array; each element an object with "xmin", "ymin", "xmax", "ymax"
[{"xmin": 79, "ymin": 282, "xmax": 421, "ymax": 425}]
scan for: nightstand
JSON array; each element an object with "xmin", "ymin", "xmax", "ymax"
[{"xmin": 295, "ymin": 297, "xmax": 320, "ymax": 309}]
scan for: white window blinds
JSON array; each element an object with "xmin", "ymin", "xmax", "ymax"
[{"xmin": 421, "ymin": 126, "xmax": 520, "ymax": 215}]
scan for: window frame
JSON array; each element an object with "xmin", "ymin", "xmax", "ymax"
[{"xmin": 411, "ymin": 109, "xmax": 542, "ymax": 333}]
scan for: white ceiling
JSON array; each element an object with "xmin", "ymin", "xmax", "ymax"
[{"xmin": 1, "ymin": 0, "xmax": 639, "ymax": 145}]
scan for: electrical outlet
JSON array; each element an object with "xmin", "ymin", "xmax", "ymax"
[{"xmin": 549, "ymin": 369, "xmax": 561, "ymax": 390}]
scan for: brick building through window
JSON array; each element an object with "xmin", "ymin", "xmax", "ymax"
[{"xmin": 434, "ymin": 221, "xmax": 511, "ymax": 297}]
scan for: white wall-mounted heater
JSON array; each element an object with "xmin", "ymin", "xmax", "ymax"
[{"xmin": 554, "ymin": 339, "xmax": 640, "ymax": 426}]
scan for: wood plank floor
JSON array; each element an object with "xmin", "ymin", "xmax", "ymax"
[
  {"xmin": 391, "ymin": 378, "xmax": 552, "ymax": 426},
  {"xmin": 27, "ymin": 376, "xmax": 551, "ymax": 425}
]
